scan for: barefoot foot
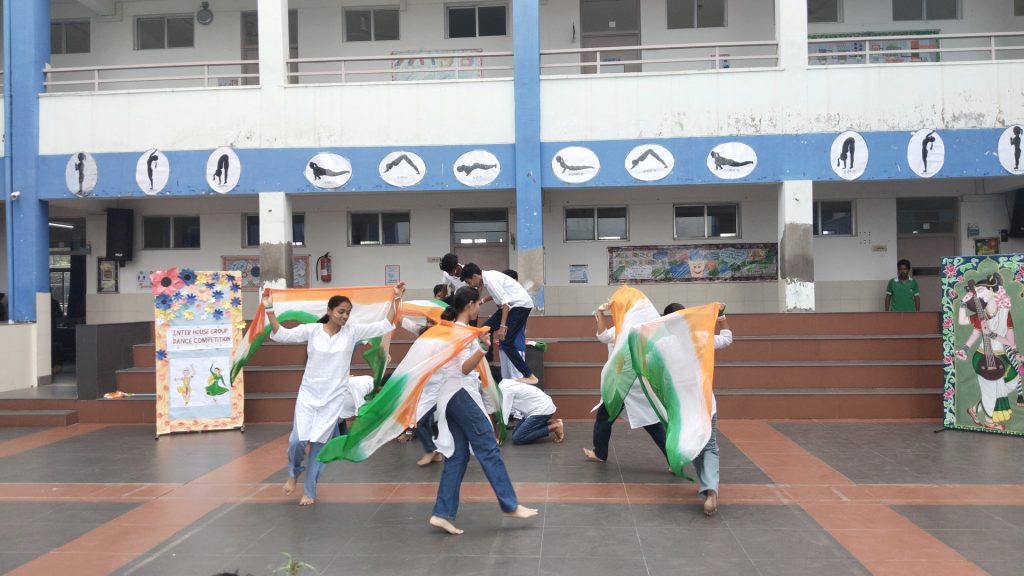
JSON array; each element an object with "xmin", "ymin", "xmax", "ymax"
[
  {"xmin": 429, "ymin": 515, "xmax": 464, "ymax": 535},
  {"xmin": 582, "ymin": 447, "xmax": 605, "ymax": 463},
  {"xmin": 518, "ymin": 375, "xmax": 539, "ymax": 385},
  {"xmin": 504, "ymin": 505, "xmax": 539, "ymax": 519},
  {"xmin": 703, "ymin": 491, "xmax": 718, "ymax": 517},
  {"xmin": 299, "ymin": 495, "xmax": 315, "ymax": 506},
  {"xmin": 283, "ymin": 476, "xmax": 297, "ymax": 495},
  {"xmin": 552, "ymin": 419, "xmax": 565, "ymax": 443},
  {"xmin": 417, "ymin": 451, "xmax": 442, "ymax": 467}
]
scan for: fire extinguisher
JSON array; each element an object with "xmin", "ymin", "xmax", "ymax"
[{"xmin": 317, "ymin": 252, "xmax": 332, "ymax": 283}]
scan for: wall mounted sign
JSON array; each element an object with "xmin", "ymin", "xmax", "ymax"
[
  {"xmin": 608, "ymin": 243, "xmax": 778, "ymax": 283},
  {"xmin": 207, "ymin": 147, "xmax": 241, "ymax": 194},
  {"xmin": 304, "ymin": 153, "xmax": 352, "ymax": 189},
  {"xmin": 221, "ymin": 255, "xmax": 310, "ymax": 291},
  {"xmin": 136, "ymin": 149, "xmax": 170, "ymax": 195},
  {"xmin": 706, "ymin": 142, "xmax": 757, "ymax": 180},
  {"xmin": 453, "ymin": 150, "xmax": 501, "ymax": 187},
  {"xmin": 625, "ymin": 144, "xmax": 674, "ymax": 182},
  {"xmin": 830, "ymin": 131, "xmax": 869, "ymax": 181},
  {"xmin": 65, "ymin": 152, "xmax": 98, "ymax": 197},
  {"xmin": 551, "ymin": 146, "xmax": 600, "ymax": 184},
  {"xmin": 379, "ymin": 151, "xmax": 426, "ymax": 187},
  {"xmin": 998, "ymin": 125, "xmax": 1023, "ymax": 175},
  {"xmin": 907, "ymin": 129, "xmax": 944, "ymax": 178}
]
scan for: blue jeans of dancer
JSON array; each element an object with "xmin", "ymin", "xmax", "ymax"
[
  {"xmin": 483, "ymin": 306, "xmax": 533, "ymax": 378},
  {"xmin": 512, "ymin": 414, "xmax": 552, "ymax": 445},
  {"xmin": 432, "ymin": 389, "xmax": 518, "ymax": 520},
  {"xmin": 592, "ymin": 403, "xmax": 667, "ymax": 462},
  {"xmin": 693, "ymin": 414, "xmax": 719, "ymax": 495},
  {"xmin": 414, "ymin": 406, "xmax": 437, "ymax": 453},
  {"xmin": 287, "ymin": 421, "xmax": 340, "ymax": 500}
]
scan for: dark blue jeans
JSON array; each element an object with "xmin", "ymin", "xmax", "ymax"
[
  {"xmin": 414, "ymin": 406, "xmax": 437, "ymax": 453},
  {"xmin": 592, "ymin": 404, "xmax": 667, "ymax": 462},
  {"xmin": 432, "ymin": 389, "xmax": 518, "ymax": 520},
  {"xmin": 483, "ymin": 306, "xmax": 533, "ymax": 378},
  {"xmin": 511, "ymin": 414, "xmax": 552, "ymax": 445}
]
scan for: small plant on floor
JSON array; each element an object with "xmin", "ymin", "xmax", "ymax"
[{"xmin": 271, "ymin": 553, "xmax": 321, "ymax": 576}]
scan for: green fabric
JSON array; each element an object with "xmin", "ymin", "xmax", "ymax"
[
  {"xmin": 886, "ymin": 278, "xmax": 919, "ymax": 311},
  {"xmin": 971, "ymin": 350, "xmax": 1018, "ymax": 382}
]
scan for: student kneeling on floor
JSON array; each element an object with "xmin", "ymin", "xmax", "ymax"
[{"xmin": 498, "ymin": 379, "xmax": 564, "ymax": 445}]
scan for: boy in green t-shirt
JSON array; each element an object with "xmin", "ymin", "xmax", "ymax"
[{"xmin": 885, "ymin": 259, "xmax": 920, "ymax": 312}]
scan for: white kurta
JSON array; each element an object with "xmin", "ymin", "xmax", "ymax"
[
  {"xmin": 271, "ymin": 320, "xmax": 393, "ymax": 443},
  {"xmin": 339, "ymin": 375, "xmax": 375, "ymax": 420},
  {"xmin": 498, "ymin": 379, "xmax": 556, "ymax": 425},
  {"xmin": 433, "ymin": 328, "xmax": 492, "ymax": 458},
  {"xmin": 414, "ymin": 372, "xmax": 444, "ymax": 421},
  {"xmin": 594, "ymin": 326, "xmax": 660, "ymax": 428}
]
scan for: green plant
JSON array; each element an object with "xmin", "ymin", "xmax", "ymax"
[{"xmin": 271, "ymin": 553, "xmax": 321, "ymax": 576}]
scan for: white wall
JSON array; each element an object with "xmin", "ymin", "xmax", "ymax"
[{"xmin": 0, "ymin": 324, "xmax": 40, "ymax": 391}]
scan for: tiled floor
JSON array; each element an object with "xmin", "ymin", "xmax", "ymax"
[{"xmin": 1, "ymin": 420, "xmax": 1022, "ymax": 575}]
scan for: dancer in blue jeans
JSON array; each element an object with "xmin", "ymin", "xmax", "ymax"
[
  {"xmin": 460, "ymin": 263, "xmax": 538, "ymax": 385},
  {"xmin": 429, "ymin": 287, "xmax": 538, "ymax": 535}
]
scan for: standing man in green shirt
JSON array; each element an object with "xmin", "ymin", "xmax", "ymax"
[{"xmin": 885, "ymin": 259, "xmax": 921, "ymax": 312}]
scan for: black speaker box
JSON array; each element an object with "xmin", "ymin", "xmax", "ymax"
[
  {"xmin": 1009, "ymin": 190, "xmax": 1024, "ymax": 238},
  {"xmin": 106, "ymin": 208, "xmax": 134, "ymax": 262}
]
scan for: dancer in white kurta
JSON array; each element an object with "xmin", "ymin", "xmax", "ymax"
[{"xmin": 264, "ymin": 283, "xmax": 405, "ymax": 505}]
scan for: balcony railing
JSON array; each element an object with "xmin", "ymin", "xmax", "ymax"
[
  {"xmin": 808, "ymin": 31, "xmax": 1024, "ymax": 66},
  {"xmin": 43, "ymin": 60, "xmax": 259, "ymax": 92},
  {"xmin": 286, "ymin": 51, "xmax": 514, "ymax": 84},
  {"xmin": 540, "ymin": 41, "xmax": 779, "ymax": 75}
]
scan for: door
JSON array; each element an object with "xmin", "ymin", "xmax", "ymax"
[
  {"xmin": 451, "ymin": 209, "xmax": 510, "ymax": 319},
  {"xmin": 580, "ymin": 0, "xmax": 641, "ymax": 73},
  {"xmin": 241, "ymin": 10, "xmax": 299, "ymax": 85},
  {"xmin": 896, "ymin": 198, "xmax": 958, "ymax": 312}
]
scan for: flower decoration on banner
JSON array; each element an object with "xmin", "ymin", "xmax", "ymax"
[
  {"xmin": 180, "ymin": 268, "xmax": 197, "ymax": 286},
  {"xmin": 151, "ymin": 269, "xmax": 184, "ymax": 296},
  {"xmin": 155, "ymin": 349, "xmax": 167, "ymax": 362}
]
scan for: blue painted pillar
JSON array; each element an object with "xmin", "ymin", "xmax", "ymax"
[
  {"xmin": 512, "ymin": 0, "xmax": 544, "ymax": 310},
  {"xmin": 3, "ymin": 1, "xmax": 50, "ymax": 322}
]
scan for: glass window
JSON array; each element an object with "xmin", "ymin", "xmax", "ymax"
[
  {"xmin": 897, "ymin": 198, "xmax": 956, "ymax": 235},
  {"xmin": 565, "ymin": 208, "xmax": 595, "ymax": 241},
  {"xmin": 596, "ymin": 207, "xmax": 627, "ymax": 240},
  {"xmin": 50, "ymin": 23, "xmax": 62, "ymax": 55},
  {"xmin": 477, "ymin": 5, "xmax": 507, "ymax": 36},
  {"xmin": 351, "ymin": 213, "xmax": 380, "ymax": 245},
  {"xmin": 143, "ymin": 217, "xmax": 172, "ymax": 249},
  {"xmin": 381, "ymin": 212, "xmax": 411, "ymax": 245},
  {"xmin": 452, "ymin": 209, "xmax": 508, "ymax": 245},
  {"xmin": 245, "ymin": 214, "xmax": 306, "ymax": 247},
  {"xmin": 674, "ymin": 205, "xmax": 739, "ymax": 239},
  {"xmin": 374, "ymin": 9, "xmax": 400, "ymax": 40},
  {"xmin": 350, "ymin": 212, "xmax": 409, "ymax": 246},
  {"xmin": 136, "ymin": 15, "xmax": 194, "ymax": 49},
  {"xmin": 808, "ymin": 0, "xmax": 841, "ymax": 23},
  {"xmin": 894, "ymin": 0, "xmax": 958, "ymax": 20},
  {"xmin": 1017, "ymin": 0, "xmax": 1024, "ymax": 16},
  {"xmin": 293, "ymin": 214, "xmax": 306, "ymax": 246},
  {"xmin": 167, "ymin": 16, "xmax": 194, "ymax": 48},
  {"xmin": 674, "ymin": 205, "xmax": 706, "ymax": 238},
  {"xmin": 61, "ymin": 21, "xmax": 91, "ymax": 54},
  {"xmin": 565, "ymin": 207, "xmax": 627, "ymax": 241},
  {"xmin": 668, "ymin": 0, "xmax": 726, "ymax": 29},
  {"xmin": 173, "ymin": 217, "xmax": 201, "ymax": 248},
  {"xmin": 814, "ymin": 201, "xmax": 854, "ymax": 236},
  {"xmin": 136, "ymin": 17, "xmax": 166, "ymax": 50},
  {"xmin": 447, "ymin": 7, "xmax": 477, "ymax": 38},
  {"xmin": 707, "ymin": 205, "xmax": 738, "ymax": 237},
  {"xmin": 581, "ymin": 0, "xmax": 638, "ymax": 33},
  {"xmin": 447, "ymin": 5, "xmax": 506, "ymax": 38},
  {"xmin": 927, "ymin": 0, "xmax": 958, "ymax": 19},
  {"xmin": 346, "ymin": 8, "xmax": 400, "ymax": 42}
]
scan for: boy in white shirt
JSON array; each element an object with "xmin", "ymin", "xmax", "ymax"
[
  {"xmin": 498, "ymin": 379, "xmax": 564, "ymax": 445},
  {"xmin": 438, "ymin": 253, "xmax": 467, "ymax": 300},
  {"xmin": 460, "ymin": 263, "xmax": 538, "ymax": 385}
]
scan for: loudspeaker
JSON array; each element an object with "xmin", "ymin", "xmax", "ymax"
[
  {"xmin": 106, "ymin": 208, "xmax": 134, "ymax": 262},
  {"xmin": 1009, "ymin": 190, "xmax": 1024, "ymax": 238}
]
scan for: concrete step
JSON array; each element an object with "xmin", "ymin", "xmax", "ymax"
[{"xmin": 0, "ymin": 410, "xmax": 79, "ymax": 427}]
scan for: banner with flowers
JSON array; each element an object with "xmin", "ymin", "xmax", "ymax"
[
  {"xmin": 151, "ymin": 268, "xmax": 245, "ymax": 436},
  {"xmin": 942, "ymin": 255, "xmax": 1024, "ymax": 437}
]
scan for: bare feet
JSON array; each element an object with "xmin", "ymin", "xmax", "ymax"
[
  {"xmin": 551, "ymin": 419, "xmax": 565, "ymax": 443},
  {"xmin": 417, "ymin": 451, "xmax": 443, "ymax": 467},
  {"xmin": 518, "ymin": 375, "xmax": 539, "ymax": 385},
  {"xmin": 299, "ymin": 495, "xmax": 315, "ymax": 506},
  {"xmin": 504, "ymin": 505, "xmax": 539, "ymax": 519},
  {"xmin": 429, "ymin": 515, "xmax": 464, "ymax": 535},
  {"xmin": 582, "ymin": 447, "xmax": 605, "ymax": 462},
  {"xmin": 703, "ymin": 490, "xmax": 718, "ymax": 516},
  {"xmin": 283, "ymin": 476, "xmax": 297, "ymax": 495}
]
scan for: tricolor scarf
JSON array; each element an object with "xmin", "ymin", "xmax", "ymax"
[{"xmin": 318, "ymin": 321, "xmax": 505, "ymax": 464}]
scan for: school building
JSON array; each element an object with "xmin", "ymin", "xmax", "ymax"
[{"xmin": 1, "ymin": 0, "xmax": 1023, "ymax": 399}]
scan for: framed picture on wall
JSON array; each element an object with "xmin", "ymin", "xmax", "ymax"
[
  {"xmin": 97, "ymin": 258, "xmax": 119, "ymax": 294},
  {"xmin": 221, "ymin": 255, "xmax": 311, "ymax": 291}
]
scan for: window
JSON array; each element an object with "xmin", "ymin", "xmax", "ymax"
[
  {"xmin": 350, "ymin": 212, "xmax": 410, "ymax": 245},
  {"xmin": 897, "ymin": 198, "xmax": 956, "ymax": 235},
  {"xmin": 345, "ymin": 7, "xmax": 400, "ymax": 41},
  {"xmin": 673, "ymin": 204, "xmax": 739, "ymax": 239},
  {"xmin": 243, "ymin": 214, "xmax": 306, "ymax": 247},
  {"xmin": 51, "ymin": 20, "xmax": 91, "ymax": 54},
  {"xmin": 808, "ymin": 0, "xmax": 841, "ymax": 23},
  {"xmin": 143, "ymin": 216, "xmax": 200, "ymax": 249},
  {"xmin": 451, "ymin": 209, "xmax": 508, "ymax": 245},
  {"xmin": 1017, "ymin": 0, "xmax": 1024, "ymax": 16},
  {"xmin": 565, "ymin": 207, "xmax": 628, "ymax": 241},
  {"xmin": 447, "ymin": 4, "xmax": 507, "ymax": 38},
  {"xmin": 136, "ymin": 15, "xmax": 195, "ymax": 50},
  {"xmin": 813, "ymin": 201, "xmax": 854, "ymax": 236},
  {"xmin": 893, "ymin": 0, "xmax": 959, "ymax": 21},
  {"xmin": 667, "ymin": 0, "xmax": 726, "ymax": 29}
]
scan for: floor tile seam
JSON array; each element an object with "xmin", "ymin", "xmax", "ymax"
[
  {"xmin": 189, "ymin": 433, "xmax": 292, "ymax": 486},
  {"xmin": 717, "ymin": 421, "xmax": 857, "ymax": 487},
  {"xmin": 0, "ymin": 424, "xmax": 111, "ymax": 460}
]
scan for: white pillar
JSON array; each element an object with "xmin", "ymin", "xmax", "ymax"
[
  {"xmin": 257, "ymin": 0, "xmax": 289, "ymax": 87},
  {"xmin": 778, "ymin": 180, "xmax": 815, "ymax": 312},
  {"xmin": 259, "ymin": 192, "xmax": 293, "ymax": 289},
  {"xmin": 776, "ymin": 0, "xmax": 809, "ymax": 71}
]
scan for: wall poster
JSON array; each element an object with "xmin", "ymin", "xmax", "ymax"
[
  {"xmin": 221, "ymin": 255, "xmax": 311, "ymax": 291},
  {"xmin": 942, "ymin": 256, "xmax": 1024, "ymax": 436},
  {"xmin": 608, "ymin": 244, "xmax": 778, "ymax": 283},
  {"xmin": 152, "ymin": 269, "xmax": 245, "ymax": 436}
]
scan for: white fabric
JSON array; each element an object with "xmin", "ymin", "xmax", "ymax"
[
  {"xmin": 499, "ymin": 348, "xmax": 525, "ymax": 379},
  {"xmin": 414, "ymin": 372, "xmax": 444, "ymax": 421},
  {"xmin": 593, "ymin": 326, "xmax": 660, "ymax": 428},
  {"xmin": 271, "ymin": 320, "xmax": 393, "ymax": 443},
  {"xmin": 442, "ymin": 270, "xmax": 466, "ymax": 296},
  {"xmin": 339, "ymin": 375, "xmax": 374, "ymax": 420},
  {"xmin": 481, "ymin": 269, "xmax": 533, "ymax": 309},
  {"xmin": 710, "ymin": 329, "xmax": 733, "ymax": 416},
  {"xmin": 498, "ymin": 379, "xmax": 556, "ymax": 424},
  {"xmin": 433, "ymin": 328, "xmax": 490, "ymax": 458}
]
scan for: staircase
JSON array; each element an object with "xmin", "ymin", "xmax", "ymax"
[{"xmin": 82, "ymin": 312, "xmax": 943, "ymax": 423}]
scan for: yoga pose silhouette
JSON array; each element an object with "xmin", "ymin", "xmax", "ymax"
[
  {"xmin": 308, "ymin": 162, "xmax": 350, "ymax": 180},
  {"xmin": 1011, "ymin": 126, "xmax": 1022, "ymax": 171},
  {"xmin": 212, "ymin": 154, "xmax": 230, "ymax": 185},
  {"xmin": 384, "ymin": 154, "xmax": 420, "ymax": 174},
  {"xmin": 630, "ymin": 148, "xmax": 668, "ymax": 169},
  {"xmin": 921, "ymin": 131, "xmax": 936, "ymax": 173},
  {"xmin": 837, "ymin": 137, "xmax": 856, "ymax": 169},
  {"xmin": 146, "ymin": 150, "xmax": 159, "ymax": 190},
  {"xmin": 74, "ymin": 153, "xmax": 86, "ymax": 194},
  {"xmin": 456, "ymin": 163, "xmax": 497, "ymax": 175},
  {"xmin": 710, "ymin": 151, "xmax": 754, "ymax": 170},
  {"xmin": 555, "ymin": 155, "xmax": 595, "ymax": 173}
]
